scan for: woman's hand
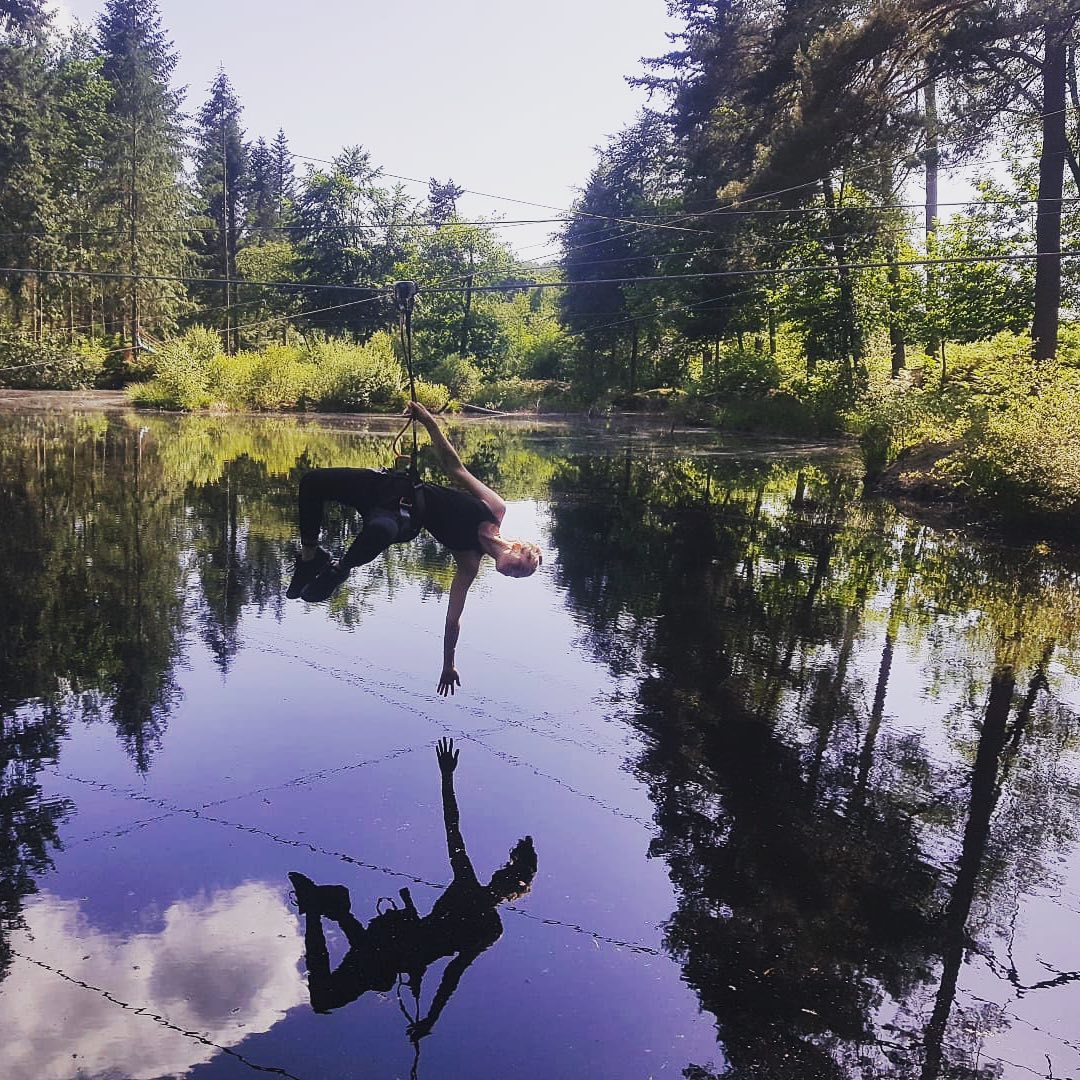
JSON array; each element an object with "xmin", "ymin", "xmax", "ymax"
[
  {"xmin": 404, "ymin": 400, "xmax": 436, "ymax": 426},
  {"xmin": 437, "ymin": 666, "xmax": 461, "ymax": 696},
  {"xmin": 436, "ymin": 737, "xmax": 459, "ymax": 774}
]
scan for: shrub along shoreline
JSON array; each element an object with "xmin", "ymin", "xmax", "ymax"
[
  {"xmin": 847, "ymin": 331, "xmax": 1080, "ymax": 534},
  {"xmin": 122, "ymin": 327, "xmax": 577, "ymax": 415}
]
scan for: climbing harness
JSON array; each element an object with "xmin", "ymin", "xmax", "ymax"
[{"xmin": 390, "ymin": 280, "xmax": 425, "ymax": 541}]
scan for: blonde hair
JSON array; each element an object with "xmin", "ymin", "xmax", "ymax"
[{"xmin": 520, "ymin": 542, "xmax": 542, "ymax": 570}]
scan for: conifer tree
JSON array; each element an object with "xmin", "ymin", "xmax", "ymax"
[
  {"xmin": 246, "ymin": 136, "xmax": 275, "ymax": 238},
  {"xmin": 193, "ymin": 68, "xmax": 247, "ymax": 351},
  {"xmin": 427, "ymin": 177, "xmax": 464, "ymax": 226},
  {"xmin": 270, "ymin": 128, "xmax": 295, "ymax": 225},
  {"xmin": 95, "ymin": 0, "xmax": 187, "ymax": 354},
  {"xmin": 0, "ymin": 0, "xmax": 56, "ymax": 329},
  {"xmin": 293, "ymin": 146, "xmax": 410, "ymax": 338}
]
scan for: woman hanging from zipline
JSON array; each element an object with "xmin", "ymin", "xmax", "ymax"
[{"xmin": 285, "ymin": 400, "xmax": 543, "ymax": 695}]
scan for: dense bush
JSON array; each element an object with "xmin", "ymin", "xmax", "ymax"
[
  {"xmin": 399, "ymin": 378, "xmax": 452, "ymax": 413},
  {"xmin": 307, "ymin": 333, "xmax": 403, "ymax": 411},
  {"xmin": 702, "ymin": 347, "xmax": 783, "ymax": 397},
  {"xmin": 946, "ymin": 364, "xmax": 1080, "ymax": 515},
  {"xmin": 0, "ymin": 334, "xmax": 108, "ymax": 389},
  {"xmin": 432, "ymin": 355, "xmax": 483, "ymax": 403},
  {"xmin": 128, "ymin": 328, "xmax": 221, "ymax": 409},
  {"xmin": 129, "ymin": 329, "xmax": 406, "ymax": 412},
  {"xmin": 850, "ymin": 331, "xmax": 1080, "ymax": 518},
  {"xmin": 477, "ymin": 378, "xmax": 575, "ymax": 412}
]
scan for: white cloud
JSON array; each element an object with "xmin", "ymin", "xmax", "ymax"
[{"xmin": 0, "ymin": 883, "xmax": 306, "ymax": 1080}]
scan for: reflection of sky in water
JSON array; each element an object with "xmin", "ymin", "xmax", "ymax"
[{"xmin": 0, "ymin": 884, "xmax": 305, "ymax": 1080}]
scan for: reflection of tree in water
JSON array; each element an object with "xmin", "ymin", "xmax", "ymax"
[
  {"xmin": 0, "ymin": 706, "xmax": 72, "ymax": 989},
  {"xmin": 0, "ymin": 417, "xmax": 185, "ymax": 770},
  {"xmin": 188, "ymin": 457, "xmax": 290, "ymax": 673},
  {"xmin": 550, "ymin": 451, "xmax": 1080, "ymax": 1078}
]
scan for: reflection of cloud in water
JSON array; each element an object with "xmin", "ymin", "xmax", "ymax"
[{"xmin": 0, "ymin": 882, "xmax": 306, "ymax": 1080}]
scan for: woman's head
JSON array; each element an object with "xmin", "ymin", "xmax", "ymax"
[
  {"xmin": 486, "ymin": 836, "xmax": 538, "ymax": 902},
  {"xmin": 494, "ymin": 540, "xmax": 542, "ymax": 578}
]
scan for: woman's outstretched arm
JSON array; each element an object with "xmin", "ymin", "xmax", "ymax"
[
  {"xmin": 405, "ymin": 402, "xmax": 506, "ymax": 523},
  {"xmin": 435, "ymin": 738, "xmax": 477, "ymax": 881}
]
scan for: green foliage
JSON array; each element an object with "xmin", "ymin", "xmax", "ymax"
[
  {"xmin": 393, "ymin": 222, "xmax": 518, "ymax": 378},
  {"xmin": 847, "ymin": 370, "xmax": 944, "ymax": 478},
  {"xmin": 306, "ymin": 333, "xmax": 403, "ymax": 411},
  {"xmin": 432, "ymin": 355, "xmax": 482, "ymax": 403},
  {"xmin": 292, "ymin": 146, "xmax": 409, "ymax": 338},
  {"xmin": 476, "ymin": 378, "xmax": 576, "ymax": 412},
  {"xmin": 233, "ymin": 240, "xmax": 302, "ymax": 343},
  {"xmin": 0, "ymin": 334, "xmax": 107, "ymax": 389},
  {"xmin": 130, "ymin": 327, "xmax": 221, "ymax": 409},
  {"xmin": 945, "ymin": 362, "xmax": 1080, "ymax": 516},
  {"xmin": 850, "ymin": 330, "xmax": 1080, "ymax": 518},
  {"xmin": 206, "ymin": 346, "xmax": 312, "ymax": 411},
  {"xmin": 129, "ymin": 328, "xmax": 405, "ymax": 413},
  {"xmin": 700, "ymin": 346, "xmax": 782, "ymax": 396},
  {"xmin": 402, "ymin": 378, "xmax": 452, "ymax": 413}
]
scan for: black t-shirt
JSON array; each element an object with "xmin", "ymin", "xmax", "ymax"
[{"xmin": 420, "ymin": 483, "xmax": 498, "ymax": 553}]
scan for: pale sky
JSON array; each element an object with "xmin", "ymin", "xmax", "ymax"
[
  {"xmin": 53, "ymin": 0, "xmax": 993, "ymax": 260},
  {"xmin": 57, "ymin": 0, "xmax": 681, "ymax": 258}
]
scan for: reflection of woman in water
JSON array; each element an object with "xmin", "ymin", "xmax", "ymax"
[
  {"xmin": 286, "ymin": 401, "xmax": 542, "ymax": 696},
  {"xmin": 289, "ymin": 739, "xmax": 537, "ymax": 1041}
]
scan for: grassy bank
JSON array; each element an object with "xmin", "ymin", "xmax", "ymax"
[{"xmin": 847, "ymin": 332, "xmax": 1080, "ymax": 527}]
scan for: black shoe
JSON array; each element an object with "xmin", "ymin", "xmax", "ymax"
[
  {"xmin": 288, "ymin": 872, "xmax": 352, "ymax": 920},
  {"xmin": 300, "ymin": 560, "xmax": 350, "ymax": 603},
  {"xmin": 286, "ymin": 547, "xmax": 331, "ymax": 599},
  {"xmin": 319, "ymin": 884, "xmax": 352, "ymax": 922},
  {"xmin": 289, "ymin": 871, "xmax": 319, "ymax": 915}
]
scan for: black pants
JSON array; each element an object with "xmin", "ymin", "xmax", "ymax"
[{"xmin": 298, "ymin": 468, "xmax": 411, "ymax": 570}]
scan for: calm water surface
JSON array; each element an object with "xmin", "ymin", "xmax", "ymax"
[{"xmin": 3, "ymin": 409, "xmax": 1080, "ymax": 1080}]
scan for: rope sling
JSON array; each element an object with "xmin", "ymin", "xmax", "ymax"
[{"xmin": 389, "ymin": 280, "xmax": 425, "ymax": 541}]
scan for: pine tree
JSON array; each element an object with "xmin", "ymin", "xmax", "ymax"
[
  {"xmin": 246, "ymin": 136, "xmax": 275, "ymax": 237},
  {"xmin": 193, "ymin": 68, "xmax": 247, "ymax": 351},
  {"xmin": 0, "ymin": 1, "xmax": 56, "ymax": 330},
  {"xmin": 95, "ymin": 0, "xmax": 187, "ymax": 354},
  {"xmin": 49, "ymin": 27, "xmax": 114, "ymax": 340},
  {"xmin": 293, "ymin": 146, "xmax": 410, "ymax": 338},
  {"xmin": 427, "ymin": 177, "xmax": 464, "ymax": 226},
  {"xmin": 270, "ymin": 128, "xmax": 295, "ymax": 226}
]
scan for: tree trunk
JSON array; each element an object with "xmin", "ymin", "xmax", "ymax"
[
  {"xmin": 822, "ymin": 175, "xmax": 862, "ymax": 381},
  {"xmin": 459, "ymin": 248, "xmax": 475, "ymax": 357},
  {"xmin": 881, "ymin": 159, "xmax": 906, "ymax": 376},
  {"xmin": 920, "ymin": 665, "xmax": 1016, "ymax": 1080},
  {"xmin": 1033, "ymin": 24, "xmax": 1067, "ymax": 362},
  {"xmin": 629, "ymin": 321, "xmax": 638, "ymax": 393},
  {"xmin": 888, "ymin": 254, "xmax": 906, "ymax": 377},
  {"xmin": 925, "ymin": 73, "xmax": 941, "ymax": 357}
]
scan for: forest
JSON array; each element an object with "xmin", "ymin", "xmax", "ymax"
[{"xmin": 4, "ymin": 0, "xmax": 1080, "ymax": 520}]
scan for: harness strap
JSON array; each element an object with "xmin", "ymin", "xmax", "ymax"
[
  {"xmin": 392, "ymin": 280, "xmax": 425, "ymax": 540},
  {"xmin": 394, "ymin": 280, "xmax": 421, "ymax": 482}
]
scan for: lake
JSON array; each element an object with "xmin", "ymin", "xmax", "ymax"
[{"xmin": 2, "ymin": 407, "xmax": 1080, "ymax": 1080}]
